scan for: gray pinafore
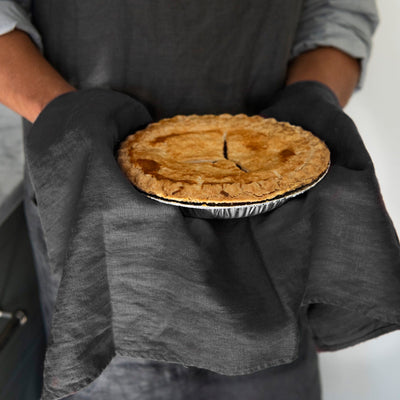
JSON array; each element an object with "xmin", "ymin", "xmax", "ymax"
[{"xmin": 25, "ymin": 1, "xmax": 321, "ymax": 399}]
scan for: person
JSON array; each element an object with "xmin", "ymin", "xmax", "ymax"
[
  {"xmin": 3, "ymin": 1, "xmax": 399, "ymax": 400},
  {"xmin": 0, "ymin": 2, "xmax": 367, "ymax": 122}
]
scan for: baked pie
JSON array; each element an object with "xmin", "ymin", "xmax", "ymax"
[{"xmin": 118, "ymin": 114, "xmax": 330, "ymax": 205}]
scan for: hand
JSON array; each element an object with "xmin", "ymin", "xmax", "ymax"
[
  {"xmin": 0, "ymin": 29, "xmax": 76, "ymax": 122},
  {"xmin": 286, "ymin": 47, "xmax": 361, "ymax": 107},
  {"xmin": 27, "ymin": 88, "xmax": 152, "ymax": 155},
  {"xmin": 261, "ymin": 81, "xmax": 400, "ymax": 352},
  {"xmin": 260, "ymin": 81, "xmax": 373, "ymax": 172},
  {"xmin": 25, "ymin": 88, "xmax": 153, "ymax": 274}
]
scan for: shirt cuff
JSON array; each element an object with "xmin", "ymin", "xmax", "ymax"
[
  {"xmin": 0, "ymin": 1, "xmax": 42, "ymax": 51},
  {"xmin": 291, "ymin": 0, "xmax": 379, "ymax": 88}
]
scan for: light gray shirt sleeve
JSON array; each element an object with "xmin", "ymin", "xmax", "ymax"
[
  {"xmin": 0, "ymin": 0, "xmax": 42, "ymax": 50},
  {"xmin": 292, "ymin": 0, "xmax": 379, "ymax": 87}
]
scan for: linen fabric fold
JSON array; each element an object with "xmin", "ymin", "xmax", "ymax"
[
  {"xmin": 260, "ymin": 81, "xmax": 400, "ymax": 349},
  {"xmin": 24, "ymin": 87, "xmax": 400, "ymax": 399}
]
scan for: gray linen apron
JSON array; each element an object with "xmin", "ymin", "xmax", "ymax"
[{"xmin": 24, "ymin": 1, "xmax": 322, "ymax": 399}]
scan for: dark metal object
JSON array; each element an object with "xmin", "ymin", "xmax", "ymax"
[{"xmin": 0, "ymin": 309, "xmax": 28, "ymax": 352}]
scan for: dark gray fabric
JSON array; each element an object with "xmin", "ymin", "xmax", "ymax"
[
  {"xmin": 24, "ymin": 162, "xmax": 322, "ymax": 400},
  {"xmin": 25, "ymin": 89, "xmax": 304, "ymax": 398},
  {"xmin": 1, "ymin": 0, "xmax": 381, "ymax": 76},
  {"xmin": 32, "ymin": 0, "xmax": 302, "ymax": 120},
  {"xmin": 24, "ymin": 164, "xmax": 60, "ymax": 337},
  {"xmin": 260, "ymin": 80, "xmax": 400, "ymax": 349},
  {"xmin": 62, "ymin": 319, "xmax": 320, "ymax": 400},
  {"xmin": 24, "ymin": 83, "xmax": 400, "ymax": 399}
]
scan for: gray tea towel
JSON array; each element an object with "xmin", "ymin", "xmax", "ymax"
[{"xmin": 24, "ymin": 87, "xmax": 400, "ymax": 399}]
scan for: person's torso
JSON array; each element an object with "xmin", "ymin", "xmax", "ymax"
[{"xmin": 32, "ymin": 0, "xmax": 303, "ymax": 119}]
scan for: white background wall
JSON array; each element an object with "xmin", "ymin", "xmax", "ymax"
[{"xmin": 319, "ymin": 1, "xmax": 400, "ymax": 399}]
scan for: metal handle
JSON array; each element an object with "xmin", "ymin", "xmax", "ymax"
[{"xmin": 0, "ymin": 309, "xmax": 28, "ymax": 352}]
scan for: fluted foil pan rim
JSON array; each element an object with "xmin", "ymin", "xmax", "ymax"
[{"xmin": 144, "ymin": 164, "xmax": 329, "ymax": 219}]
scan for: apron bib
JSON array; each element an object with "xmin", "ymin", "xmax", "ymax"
[{"xmin": 33, "ymin": 0, "xmax": 302, "ymax": 118}]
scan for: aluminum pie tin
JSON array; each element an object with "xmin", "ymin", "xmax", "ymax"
[{"xmin": 143, "ymin": 164, "xmax": 330, "ymax": 219}]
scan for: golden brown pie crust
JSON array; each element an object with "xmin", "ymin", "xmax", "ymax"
[{"xmin": 118, "ymin": 114, "xmax": 330, "ymax": 204}]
